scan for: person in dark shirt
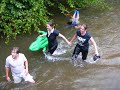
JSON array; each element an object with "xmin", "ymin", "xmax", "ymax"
[
  {"xmin": 70, "ymin": 24, "xmax": 100, "ymax": 61},
  {"xmin": 40, "ymin": 22, "xmax": 71, "ymax": 55}
]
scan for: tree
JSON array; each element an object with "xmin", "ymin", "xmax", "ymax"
[{"xmin": 0, "ymin": 0, "xmax": 109, "ymax": 43}]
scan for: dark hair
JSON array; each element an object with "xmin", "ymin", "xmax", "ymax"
[
  {"xmin": 47, "ymin": 22, "xmax": 55, "ymax": 27},
  {"xmin": 12, "ymin": 47, "xmax": 20, "ymax": 54}
]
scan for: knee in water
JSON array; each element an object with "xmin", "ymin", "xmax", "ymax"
[
  {"xmin": 72, "ymin": 55, "xmax": 78, "ymax": 60},
  {"xmin": 82, "ymin": 57, "xmax": 87, "ymax": 61}
]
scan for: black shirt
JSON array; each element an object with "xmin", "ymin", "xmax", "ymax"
[
  {"xmin": 76, "ymin": 30, "xmax": 91, "ymax": 48},
  {"xmin": 46, "ymin": 30, "xmax": 59, "ymax": 48}
]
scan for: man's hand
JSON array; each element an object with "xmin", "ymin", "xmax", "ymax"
[
  {"xmin": 25, "ymin": 69, "xmax": 28, "ymax": 76},
  {"xmin": 6, "ymin": 76, "xmax": 11, "ymax": 82}
]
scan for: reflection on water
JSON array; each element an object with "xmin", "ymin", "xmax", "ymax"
[{"xmin": 0, "ymin": 0, "xmax": 120, "ymax": 89}]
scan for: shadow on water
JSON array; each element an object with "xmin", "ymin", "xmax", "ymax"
[{"xmin": 0, "ymin": 0, "xmax": 120, "ymax": 89}]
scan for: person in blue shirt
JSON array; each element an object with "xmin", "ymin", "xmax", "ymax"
[{"xmin": 70, "ymin": 24, "xmax": 100, "ymax": 61}]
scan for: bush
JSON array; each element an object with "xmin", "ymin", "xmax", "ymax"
[{"xmin": 0, "ymin": 0, "xmax": 109, "ymax": 43}]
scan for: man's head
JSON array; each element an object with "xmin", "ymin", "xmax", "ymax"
[{"xmin": 11, "ymin": 47, "xmax": 20, "ymax": 59}]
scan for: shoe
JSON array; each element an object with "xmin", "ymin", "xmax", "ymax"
[{"xmin": 93, "ymin": 54, "xmax": 100, "ymax": 61}]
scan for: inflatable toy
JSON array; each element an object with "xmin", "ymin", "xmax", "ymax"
[{"xmin": 29, "ymin": 30, "xmax": 48, "ymax": 52}]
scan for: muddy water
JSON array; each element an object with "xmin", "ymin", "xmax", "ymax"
[{"xmin": 0, "ymin": 0, "xmax": 120, "ymax": 89}]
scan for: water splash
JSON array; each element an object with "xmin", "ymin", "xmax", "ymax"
[{"xmin": 44, "ymin": 53, "xmax": 70, "ymax": 62}]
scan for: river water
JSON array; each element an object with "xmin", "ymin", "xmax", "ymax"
[{"xmin": 0, "ymin": 0, "xmax": 120, "ymax": 90}]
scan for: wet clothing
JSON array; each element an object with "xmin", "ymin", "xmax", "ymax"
[
  {"xmin": 67, "ymin": 18, "xmax": 79, "ymax": 27},
  {"xmin": 67, "ymin": 10, "xmax": 79, "ymax": 27},
  {"xmin": 5, "ymin": 53, "xmax": 34, "ymax": 83},
  {"xmin": 71, "ymin": 18, "xmax": 79, "ymax": 26},
  {"xmin": 46, "ymin": 30, "xmax": 59, "ymax": 54},
  {"xmin": 5, "ymin": 53, "xmax": 27, "ymax": 75},
  {"xmin": 12, "ymin": 70, "xmax": 34, "ymax": 83},
  {"xmin": 72, "ymin": 30, "xmax": 91, "ymax": 60}
]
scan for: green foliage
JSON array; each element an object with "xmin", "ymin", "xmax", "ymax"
[
  {"xmin": 0, "ymin": 0, "xmax": 110, "ymax": 43},
  {"xmin": 0, "ymin": 0, "xmax": 49, "ymax": 43}
]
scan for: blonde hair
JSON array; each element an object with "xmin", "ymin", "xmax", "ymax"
[
  {"xmin": 75, "ymin": 24, "xmax": 87, "ymax": 30},
  {"xmin": 82, "ymin": 24, "xmax": 87, "ymax": 30}
]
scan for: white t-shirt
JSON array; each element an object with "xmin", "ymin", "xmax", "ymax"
[
  {"xmin": 72, "ymin": 18, "xmax": 79, "ymax": 24},
  {"xmin": 5, "ymin": 53, "xmax": 27, "ymax": 76}
]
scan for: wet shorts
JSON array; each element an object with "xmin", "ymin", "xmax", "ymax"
[{"xmin": 13, "ymin": 71, "xmax": 34, "ymax": 83}]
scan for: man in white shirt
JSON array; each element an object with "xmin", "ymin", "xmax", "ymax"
[{"xmin": 5, "ymin": 47, "xmax": 35, "ymax": 83}]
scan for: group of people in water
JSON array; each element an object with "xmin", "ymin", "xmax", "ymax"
[
  {"xmin": 41, "ymin": 21, "xmax": 100, "ymax": 60},
  {"xmin": 5, "ymin": 10, "xmax": 100, "ymax": 84}
]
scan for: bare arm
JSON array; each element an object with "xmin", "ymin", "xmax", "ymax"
[
  {"xmin": 24, "ymin": 59, "xmax": 35, "ymax": 83},
  {"xmin": 77, "ymin": 13, "xmax": 79, "ymax": 19},
  {"xmin": 24, "ymin": 60, "xmax": 29, "ymax": 75},
  {"xmin": 59, "ymin": 33, "xmax": 71, "ymax": 45},
  {"xmin": 5, "ymin": 67, "xmax": 11, "ymax": 81},
  {"xmin": 39, "ymin": 33, "xmax": 47, "ymax": 37},
  {"xmin": 70, "ymin": 34, "xmax": 77, "ymax": 44},
  {"xmin": 90, "ymin": 37, "xmax": 99, "ymax": 55},
  {"xmin": 75, "ymin": 25, "xmax": 81, "ymax": 29}
]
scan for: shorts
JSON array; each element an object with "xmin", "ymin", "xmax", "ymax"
[{"xmin": 13, "ymin": 71, "xmax": 34, "ymax": 83}]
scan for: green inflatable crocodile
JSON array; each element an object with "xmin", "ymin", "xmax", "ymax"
[{"xmin": 29, "ymin": 30, "xmax": 48, "ymax": 52}]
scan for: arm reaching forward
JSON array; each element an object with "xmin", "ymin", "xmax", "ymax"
[
  {"xmin": 70, "ymin": 34, "xmax": 77, "ymax": 44},
  {"xmin": 59, "ymin": 33, "xmax": 71, "ymax": 45}
]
